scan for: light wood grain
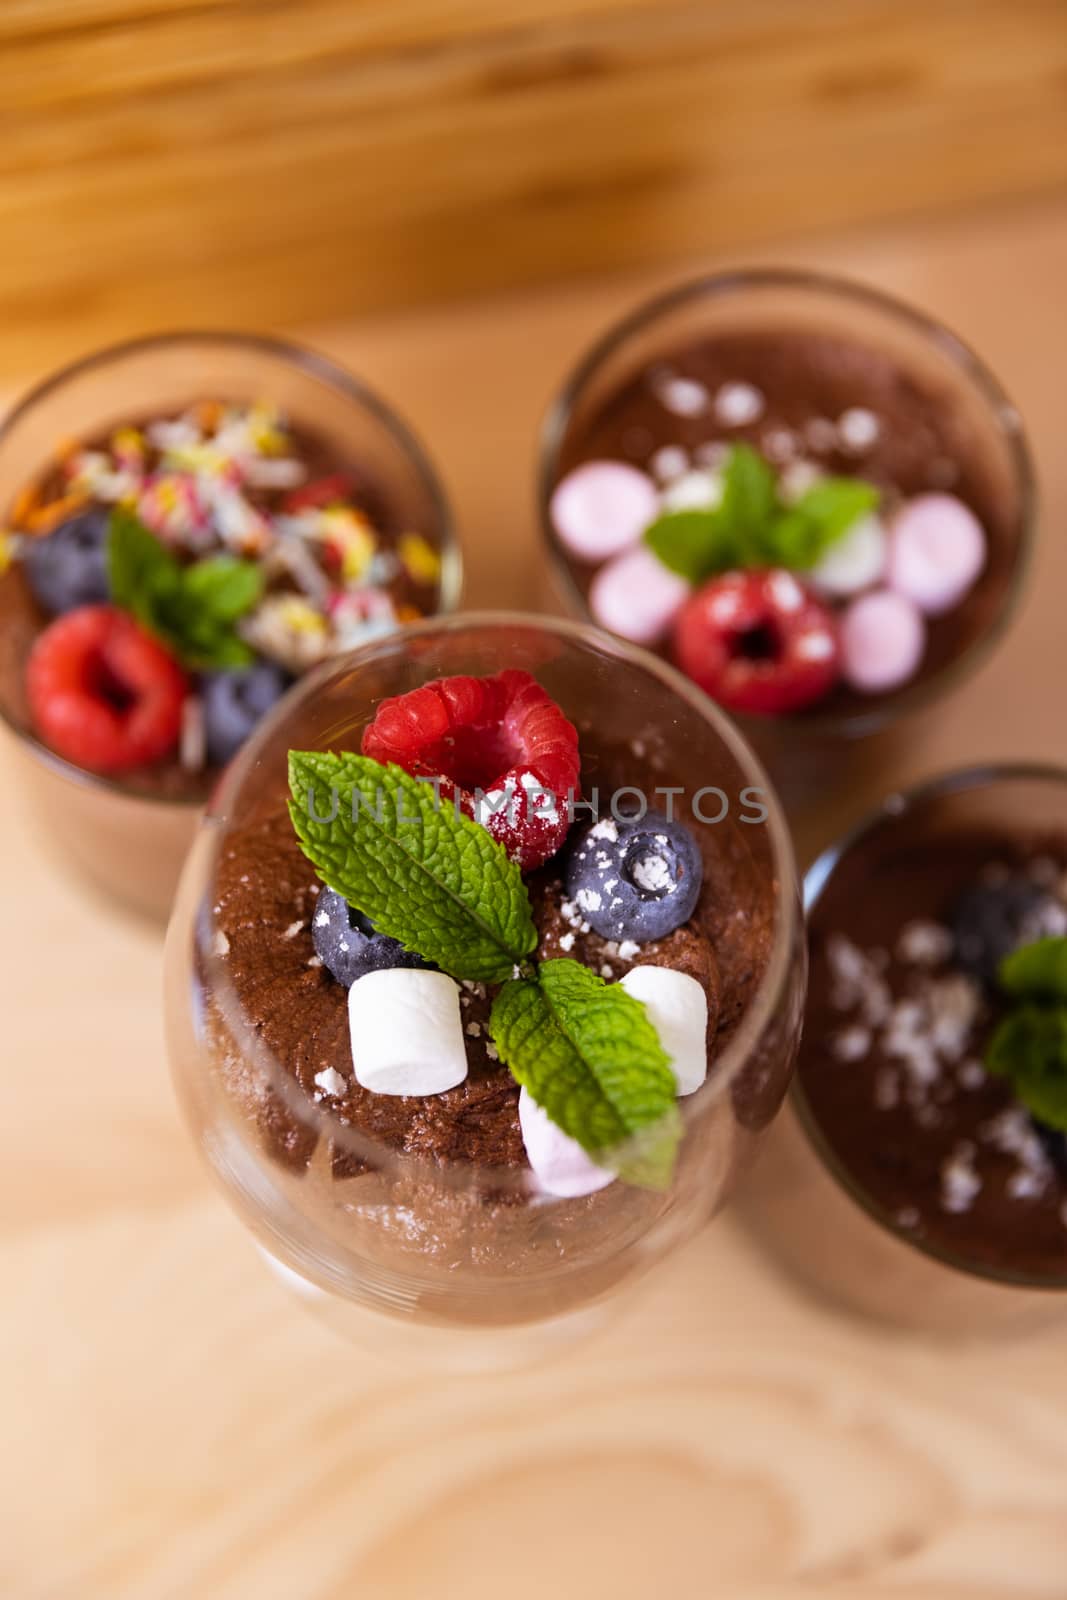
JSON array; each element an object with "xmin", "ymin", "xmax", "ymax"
[
  {"xmin": 1, "ymin": 0, "xmax": 1067, "ymax": 374},
  {"xmin": 3, "ymin": 198, "xmax": 1067, "ymax": 1600}
]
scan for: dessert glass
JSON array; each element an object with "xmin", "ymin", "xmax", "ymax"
[
  {"xmin": 538, "ymin": 269, "xmax": 1035, "ymax": 804},
  {"xmin": 0, "ymin": 332, "xmax": 460, "ymax": 921},
  {"xmin": 164, "ymin": 613, "xmax": 804, "ymax": 1360},
  {"xmin": 744, "ymin": 764, "xmax": 1067, "ymax": 1338}
]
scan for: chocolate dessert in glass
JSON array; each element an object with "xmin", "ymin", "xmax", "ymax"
[
  {"xmin": 0, "ymin": 333, "xmax": 459, "ymax": 919},
  {"xmin": 539, "ymin": 270, "xmax": 1034, "ymax": 797},
  {"xmin": 164, "ymin": 613, "xmax": 804, "ymax": 1358},
  {"xmin": 746, "ymin": 765, "xmax": 1067, "ymax": 1336}
]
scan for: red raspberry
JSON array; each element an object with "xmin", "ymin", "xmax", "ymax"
[
  {"xmin": 362, "ymin": 669, "xmax": 580, "ymax": 869},
  {"xmin": 672, "ymin": 569, "xmax": 841, "ymax": 715},
  {"xmin": 27, "ymin": 605, "xmax": 187, "ymax": 774}
]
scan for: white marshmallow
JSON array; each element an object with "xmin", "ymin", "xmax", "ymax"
[
  {"xmin": 837, "ymin": 407, "xmax": 881, "ymax": 454},
  {"xmin": 840, "ymin": 588, "xmax": 926, "ymax": 693},
  {"xmin": 589, "ymin": 545, "xmax": 690, "ymax": 646},
  {"xmin": 779, "ymin": 459, "xmax": 824, "ymax": 504},
  {"xmin": 348, "ymin": 968, "xmax": 468, "ymax": 1096},
  {"xmin": 550, "ymin": 460, "xmax": 659, "ymax": 562},
  {"xmin": 660, "ymin": 469, "xmax": 724, "ymax": 513},
  {"xmin": 887, "ymin": 493, "xmax": 987, "ymax": 615},
  {"xmin": 811, "ymin": 513, "xmax": 888, "ymax": 598},
  {"xmin": 620, "ymin": 965, "xmax": 708, "ymax": 1096},
  {"xmin": 518, "ymin": 1087, "xmax": 616, "ymax": 1198}
]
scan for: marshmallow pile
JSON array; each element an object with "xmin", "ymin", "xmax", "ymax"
[
  {"xmin": 551, "ymin": 451, "xmax": 989, "ymax": 698},
  {"xmin": 342, "ymin": 960, "xmax": 708, "ymax": 1199}
]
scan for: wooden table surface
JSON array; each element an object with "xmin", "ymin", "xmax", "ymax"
[{"xmin": 3, "ymin": 198, "xmax": 1067, "ymax": 1600}]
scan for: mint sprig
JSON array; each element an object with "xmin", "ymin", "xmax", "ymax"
[
  {"xmin": 287, "ymin": 750, "xmax": 684, "ymax": 1184},
  {"xmin": 985, "ymin": 935, "xmax": 1067, "ymax": 1132},
  {"xmin": 644, "ymin": 443, "xmax": 880, "ymax": 584},
  {"xmin": 491, "ymin": 960, "xmax": 681, "ymax": 1187},
  {"xmin": 998, "ymin": 936, "xmax": 1067, "ymax": 1003},
  {"xmin": 107, "ymin": 507, "xmax": 263, "ymax": 670},
  {"xmin": 985, "ymin": 1006, "xmax": 1067, "ymax": 1133},
  {"xmin": 288, "ymin": 751, "xmax": 538, "ymax": 984}
]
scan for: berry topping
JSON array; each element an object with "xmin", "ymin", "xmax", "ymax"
[
  {"xmin": 203, "ymin": 658, "xmax": 292, "ymax": 767},
  {"xmin": 22, "ymin": 507, "xmax": 111, "ymax": 616},
  {"xmin": 840, "ymin": 588, "xmax": 926, "ymax": 694},
  {"xmin": 361, "ymin": 670, "xmax": 580, "ymax": 870},
  {"xmin": 26, "ymin": 604, "xmax": 187, "ymax": 774},
  {"xmin": 672, "ymin": 569, "xmax": 840, "ymax": 715},
  {"xmin": 550, "ymin": 461, "xmax": 659, "ymax": 562},
  {"xmin": 565, "ymin": 810, "xmax": 702, "ymax": 942},
  {"xmin": 312, "ymin": 886, "xmax": 431, "ymax": 988},
  {"xmin": 1032, "ymin": 1119, "xmax": 1067, "ymax": 1176},
  {"xmin": 951, "ymin": 879, "xmax": 1065, "ymax": 988}
]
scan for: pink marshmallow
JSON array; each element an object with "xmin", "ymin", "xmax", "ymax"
[
  {"xmin": 519, "ymin": 1087, "xmax": 616, "ymax": 1199},
  {"xmin": 589, "ymin": 546, "xmax": 690, "ymax": 646},
  {"xmin": 841, "ymin": 589, "xmax": 926, "ymax": 694},
  {"xmin": 550, "ymin": 460, "xmax": 660, "ymax": 562},
  {"xmin": 887, "ymin": 493, "xmax": 987, "ymax": 616}
]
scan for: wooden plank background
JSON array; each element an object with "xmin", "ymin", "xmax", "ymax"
[{"xmin": 1, "ymin": 0, "xmax": 1067, "ymax": 376}]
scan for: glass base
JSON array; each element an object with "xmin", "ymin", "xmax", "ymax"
[{"xmin": 253, "ymin": 1243, "xmax": 615, "ymax": 1372}]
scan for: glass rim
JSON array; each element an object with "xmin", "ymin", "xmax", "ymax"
[
  {"xmin": 796, "ymin": 759, "xmax": 1067, "ymax": 1291},
  {"xmin": 0, "ymin": 328, "xmax": 462, "ymax": 808},
  {"xmin": 536, "ymin": 264, "xmax": 1038, "ymax": 740},
  {"xmin": 193, "ymin": 608, "xmax": 803, "ymax": 1191}
]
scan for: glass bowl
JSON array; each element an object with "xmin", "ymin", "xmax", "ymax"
[
  {"xmin": 537, "ymin": 269, "xmax": 1035, "ymax": 803},
  {"xmin": 0, "ymin": 332, "xmax": 460, "ymax": 920},
  {"xmin": 744, "ymin": 763, "xmax": 1067, "ymax": 1338},
  {"xmin": 164, "ymin": 612, "xmax": 804, "ymax": 1359}
]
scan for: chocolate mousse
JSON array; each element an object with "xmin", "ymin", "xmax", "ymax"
[
  {"xmin": 206, "ymin": 678, "xmax": 779, "ymax": 1213},
  {"xmin": 0, "ymin": 402, "xmax": 444, "ymax": 797},
  {"xmin": 546, "ymin": 318, "xmax": 1028, "ymax": 722},
  {"xmin": 801, "ymin": 828, "xmax": 1067, "ymax": 1282}
]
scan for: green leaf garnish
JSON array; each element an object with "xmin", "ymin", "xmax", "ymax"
[
  {"xmin": 287, "ymin": 751, "xmax": 538, "ymax": 985},
  {"xmin": 985, "ymin": 1006, "xmax": 1067, "ymax": 1133},
  {"xmin": 107, "ymin": 507, "xmax": 263, "ymax": 670},
  {"xmin": 489, "ymin": 959, "xmax": 681, "ymax": 1187},
  {"xmin": 643, "ymin": 508, "xmax": 742, "ymax": 584},
  {"xmin": 998, "ymin": 936, "xmax": 1067, "ymax": 1003},
  {"xmin": 643, "ymin": 444, "xmax": 880, "ymax": 584}
]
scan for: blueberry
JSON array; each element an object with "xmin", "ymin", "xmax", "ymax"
[
  {"xmin": 564, "ymin": 810, "xmax": 703, "ymax": 943},
  {"xmin": 1031, "ymin": 1118, "xmax": 1067, "ymax": 1177},
  {"xmin": 312, "ymin": 886, "xmax": 430, "ymax": 988},
  {"xmin": 949, "ymin": 879, "xmax": 1062, "ymax": 987},
  {"xmin": 23, "ymin": 506, "xmax": 111, "ymax": 616},
  {"xmin": 203, "ymin": 659, "xmax": 292, "ymax": 767}
]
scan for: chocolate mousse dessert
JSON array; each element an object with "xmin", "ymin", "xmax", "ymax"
[
  {"xmin": 801, "ymin": 827, "xmax": 1067, "ymax": 1284},
  {"xmin": 213, "ymin": 669, "xmax": 774, "ymax": 1191},
  {"xmin": 0, "ymin": 400, "xmax": 444, "ymax": 796},
  {"xmin": 543, "ymin": 276, "xmax": 1030, "ymax": 726},
  {"xmin": 177, "ymin": 626, "xmax": 803, "ymax": 1330}
]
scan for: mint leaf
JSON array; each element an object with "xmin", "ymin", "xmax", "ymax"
[
  {"xmin": 490, "ymin": 958, "xmax": 681, "ymax": 1187},
  {"xmin": 998, "ymin": 936, "xmax": 1067, "ymax": 1003},
  {"xmin": 107, "ymin": 505, "xmax": 182, "ymax": 625},
  {"xmin": 288, "ymin": 751, "xmax": 538, "ymax": 984},
  {"xmin": 183, "ymin": 556, "xmax": 264, "ymax": 621},
  {"xmin": 107, "ymin": 510, "xmax": 263, "ymax": 671},
  {"xmin": 985, "ymin": 1005, "xmax": 1067, "ymax": 1132},
  {"xmin": 643, "ymin": 508, "xmax": 739, "ymax": 583},
  {"xmin": 768, "ymin": 478, "xmax": 880, "ymax": 570},
  {"xmin": 718, "ymin": 442, "xmax": 778, "ymax": 554}
]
